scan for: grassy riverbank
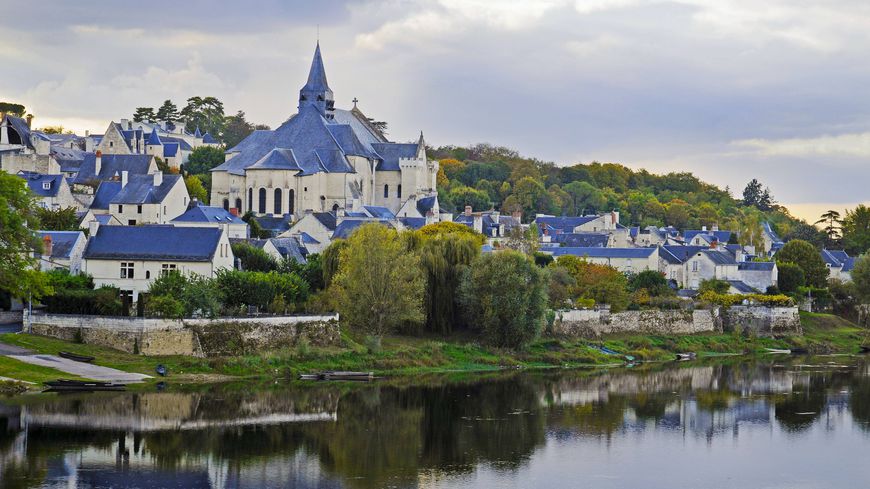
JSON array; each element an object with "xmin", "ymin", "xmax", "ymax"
[{"xmin": 1, "ymin": 311, "xmax": 866, "ymax": 388}]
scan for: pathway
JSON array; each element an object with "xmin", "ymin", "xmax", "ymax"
[{"xmin": 0, "ymin": 340, "xmax": 151, "ymax": 383}]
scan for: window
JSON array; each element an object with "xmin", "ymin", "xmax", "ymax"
[
  {"xmin": 692, "ymin": 261, "xmax": 699, "ymax": 272},
  {"xmin": 288, "ymin": 190, "xmax": 295, "ymax": 214},
  {"xmin": 127, "ymin": 219, "xmax": 136, "ymax": 226},
  {"xmin": 235, "ymin": 198, "xmax": 242, "ymax": 212},
  {"xmin": 248, "ymin": 188, "xmax": 253, "ymax": 211},
  {"xmin": 137, "ymin": 205, "xmax": 142, "ymax": 214},
  {"xmin": 118, "ymin": 204, "xmax": 123, "ymax": 213},
  {"xmin": 161, "ymin": 263, "xmax": 177, "ymax": 276},
  {"xmin": 274, "ymin": 188, "xmax": 282, "ymax": 214},
  {"xmin": 109, "ymin": 141, "xmax": 114, "ymax": 148},
  {"xmin": 146, "ymin": 271, "xmax": 150, "ymax": 279},
  {"xmin": 384, "ymin": 184, "xmax": 389, "ymax": 198},
  {"xmin": 163, "ymin": 205, "xmax": 167, "ymax": 215},
  {"xmin": 397, "ymin": 184, "xmax": 402, "ymax": 198},
  {"xmin": 42, "ymin": 182, "xmax": 51, "ymax": 190},
  {"xmin": 258, "ymin": 188, "xmax": 267, "ymax": 214},
  {"xmin": 223, "ymin": 199, "xmax": 230, "ymax": 211},
  {"xmin": 120, "ymin": 262, "xmax": 134, "ymax": 279},
  {"xmin": 332, "ymin": 203, "xmax": 340, "ymax": 212}
]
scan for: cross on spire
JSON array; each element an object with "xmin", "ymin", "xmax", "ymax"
[{"xmin": 352, "ymin": 97, "xmax": 358, "ymax": 109}]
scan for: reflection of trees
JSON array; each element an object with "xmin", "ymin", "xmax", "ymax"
[
  {"xmin": 775, "ymin": 376, "xmax": 828, "ymax": 432},
  {"xmin": 629, "ymin": 393, "xmax": 670, "ymax": 421},
  {"xmin": 849, "ymin": 366, "xmax": 870, "ymax": 430}
]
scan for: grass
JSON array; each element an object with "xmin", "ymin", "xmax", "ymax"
[
  {"xmin": 0, "ymin": 311, "xmax": 866, "ymax": 385},
  {"xmin": 0, "ymin": 355, "xmax": 89, "ymax": 385}
]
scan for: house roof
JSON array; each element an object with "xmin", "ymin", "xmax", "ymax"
[
  {"xmin": 92, "ymin": 213, "xmax": 116, "ymax": 225},
  {"xmin": 399, "ymin": 217, "xmax": 427, "ymax": 230},
  {"xmin": 332, "ymin": 219, "xmax": 393, "ymax": 240},
  {"xmin": 146, "ymin": 128, "xmax": 162, "ymax": 145},
  {"xmin": 109, "ymin": 174, "xmax": 182, "ymax": 205},
  {"xmin": 73, "ymin": 153, "xmax": 154, "ymax": 183},
  {"xmin": 312, "ymin": 211, "xmax": 338, "ymax": 230},
  {"xmin": 19, "ymin": 173, "xmax": 64, "ymax": 197},
  {"xmin": 38, "ymin": 231, "xmax": 83, "ymax": 258},
  {"xmin": 229, "ymin": 237, "xmax": 268, "ymax": 249},
  {"xmin": 843, "ymin": 257, "xmax": 857, "ymax": 273},
  {"xmin": 701, "ymin": 249, "xmax": 738, "ymax": 265},
  {"xmin": 269, "ymin": 237, "xmax": 307, "ymax": 263},
  {"xmin": 3, "ymin": 115, "xmax": 33, "ymax": 148},
  {"xmin": 163, "ymin": 142, "xmax": 179, "ymax": 157},
  {"xmin": 161, "ymin": 136, "xmax": 193, "ymax": 151},
  {"xmin": 727, "ymin": 280, "xmax": 757, "ymax": 294},
  {"xmin": 738, "ymin": 261, "xmax": 776, "ymax": 271},
  {"xmin": 552, "ymin": 233, "xmax": 609, "ymax": 248},
  {"xmin": 202, "ymin": 132, "xmax": 218, "ymax": 144},
  {"xmin": 534, "ymin": 215, "xmax": 600, "ymax": 234},
  {"xmin": 662, "ymin": 245, "xmax": 708, "ymax": 264},
  {"xmin": 684, "ymin": 230, "xmax": 731, "ymax": 243},
  {"xmin": 762, "ymin": 221, "xmax": 783, "ymax": 243},
  {"xmin": 821, "ymin": 249, "xmax": 850, "ymax": 267},
  {"xmin": 371, "ymin": 142, "xmax": 417, "ymax": 171},
  {"xmin": 84, "ymin": 225, "xmax": 222, "ymax": 262},
  {"xmin": 299, "ymin": 232, "xmax": 320, "ymax": 244},
  {"xmin": 416, "ymin": 195, "xmax": 437, "ymax": 215},
  {"xmin": 362, "ymin": 205, "xmax": 396, "ymax": 220},
  {"xmin": 552, "ymin": 247, "xmax": 657, "ymax": 259},
  {"xmin": 172, "ymin": 202, "xmax": 245, "ymax": 224},
  {"xmin": 252, "ymin": 214, "xmax": 293, "ymax": 236},
  {"xmin": 90, "ymin": 181, "xmax": 123, "ymax": 210}
]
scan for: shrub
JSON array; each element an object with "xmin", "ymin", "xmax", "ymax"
[
  {"xmin": 43, "ymin": 286, "xmax": 123, "ymax": 315},
  {"xmin": 775, "ymin": 239, "xmax": 829, "ymax": 287},
  {"xmin": 777, "ymin": 262, "xmax": 805, "ymax": 294},
  {"xmin": 146, "ymin": 295, "xmax": 185, "ymax": 319},
  {"xmin": 628, "ymin": 270, "xmax": 670, "ymax": 296},
  {"xmin": 699, "ymin": 279, "xmax": 730, "ymax": 295},
  {"xmin": 232, "ymin": 242, "xmax": 279, "ymax": 272},
  {"xmin": 699, "ymin": 291, "xmax": 794, "ymax": 307}
]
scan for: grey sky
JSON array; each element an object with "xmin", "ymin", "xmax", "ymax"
[{"xmin": 2, "ymin": 0, "xmax": 869, "ymax": 219}]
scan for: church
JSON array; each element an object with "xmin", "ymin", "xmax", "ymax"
[{"xmin": 209, "ymin": 43, "xmax": 439, "ymax": 219}]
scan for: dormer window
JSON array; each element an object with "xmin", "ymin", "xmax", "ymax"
[{"xmin": 42, "ymin": 182, "xmax": 51, "ymax": 190}]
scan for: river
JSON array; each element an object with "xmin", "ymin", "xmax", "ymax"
[{"xmin": 2, "ymin": 357, "xmax": 869, "ymax": 488}]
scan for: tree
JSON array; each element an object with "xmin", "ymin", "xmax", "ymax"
[
  {"xmin": 459, "ymin": 251, "xmax": 549, "ymax": 349},
  {"xmin": 554, "ymin": 256, "xmax": 630, "ymax": 312},
  {"xmin": 231, "ymin": 242, "xmax": 278, "ymax": 272},
  {"xmin": 815, "ymin": 210, "xmax": 842, "ymax": 244},
  {"xmin": 184, "ymin": 175, "xmax": 208, "ymax": 204},
  {"xmin": 34, "ymin": 207, "xmax": 79, "ymax": 231},
  {"xmin": 447, "ymin": 186, "xmax": 490, "ymax": 212},
  {"xmin": 775, "ymin": 239, "xmax": 829, "ymax": 287},
  {"xmin": 504, "ymin": 177, "xmax": 552, "ymax": 217},
  {"xmin": 629, "ymin": 270, "xmax": 670, "ymax": 296},
  {"xmin": 184, "ymin": 146, "xmax": 225, "ymax": 176},
  {"xmin": 850, "ymin": 255, "xmax": 870, "ymax": 302},
  {"xmin": 784, "ymin": 221, "xmax": 827, "ymax": 249},
  {"xmin": 547, "ymin": 266, "xmax": 576, "ymax": 309},
  {"xmin": 38, "ymin": 126, "xmax": 71, "ymax": 135},
  {"xmin": 0, "ymin": 102, "xmax": 26, "ymax": 117},
  {"xmin": 156, "ymin": 100, "xmax": 179, "ymax": 124},
  {"xmin": 133, "ymin": 107, "xmax": 155, "ymax": 122},
  {"xmin": 180, "ymin": 96, "xmax": 225, "ymax": 136},
  {"xmin": 418, "ymin": 221, "xmax": 485, "ymax": 244},
  {"xmin": 777, "ymin": 262, "xmax": 806, "ymax": 294},
  {"xmin": 841, "ymin": 205, "xmax": 870, "ymax": 255},
  {"xmin": 742, "ymin": 179, "xmax": 775, "ymax": 211},
  {"xmin": 419, "ymin": 233, "xmax": 480, "ymax": 334},
  {"xmin": 699, "ymin": 279, "xmax": 730, "ymax": 294},
  {"xmin": 665, "ymin": 200, "xmax": 691, "ymax": 230},
  {"xmin": 222, "ymin": 110, "xmax": 255, "ymax": 149},
  {"xmin": 0, "ymin": 171, "xmax": 51, "ymax": 299},
  {"xmin": 563, "ymin": 181, "xmax": 605, "ymax": 215},
  {"xmin": 333, "ymin": 224, "xmax": 424, "ymax": 337}
]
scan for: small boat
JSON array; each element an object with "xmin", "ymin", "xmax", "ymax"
[
  {"xmin": 765, "ymin": 348, "xmax": 791, "ymax": 354},
  {"xmin": 155, "ymin": 364, "xmax": 167, "ymax": 377},
  {"xmin": 44, "ymin": 379, "xmax": 126, "ymax": 392},
  {"xmin": 675, "ymin": 353, "xmax": 697, "ymax": 361},
  {"xmin": 58, "ymin": 351, "xmax": 94, "ymax": 363},
  {"xmin": 299, "ymin": 371, "xmax": 374, "ymax": 381},
  {"xmin": 592, "ymin": 345, "xmax": 620, "ymax": 355},
  {"xmin": 790, "ymin": 347, "xmax": 809, "ymax": 355}
]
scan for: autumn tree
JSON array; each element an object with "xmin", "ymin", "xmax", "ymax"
[{"xmin": 553, "ymin": 256, "xmax": 630, "ymax": 312}]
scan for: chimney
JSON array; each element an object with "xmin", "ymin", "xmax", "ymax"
[
  {"xmin": 473, "ymin": 215, "xmax": 483, "ymax": 234},
  {"xmin": 85, "ymin": 130, "xmax": 89, "ymax": 137},
  {"xmin": 702, "ymin": 225, "xmax": 707, "ymax": 232},
  {"xmin": 121, "ymin": 170, "xmax": 128, "ymax": 188},
  {"xmin": 712, "ymin": 224, "xmax": 719, "ymax": 232},
  {"xmin": 42, "ymin": 235, "xmax": 52, "ymax": 257},
  {"xmin": 25, "ymin": 114, "xmax": 33, "ymax": 128},
  {"xmin": 95, "ymin": 150, "xmax": 102, "ymax": 176},
  {"xmin": 153, "ymin": 172, "xmax": 163, "ymax": 187},
  {"xmin": 465, "ymin": 205, "xmax": 472, "ymax": 217},
  {"xmin": 88, "ymin": 220, "xmax": 100, "ymax": 237},
  {"xmin": 425, "ymin": 210, "xmax": 436, "ymax": 225},
  {"xmin": 512, "ymin": 210, "xmax": 522, "ymax": 221},
  {"xmin": 229, "ymin": 207, "xmax": 239, "ymax": 217}
]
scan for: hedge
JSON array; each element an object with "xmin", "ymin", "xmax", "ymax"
[{"xmin": 699, "ymin": 291, "xmax": 794, "ymax": 307}]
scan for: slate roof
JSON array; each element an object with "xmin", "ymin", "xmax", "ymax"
[
  {"xmin": 229, "ymin": 237, "xmax": 268, "ymax": 250},
  {"xmin": 534, "ymin": 216, "xmax": 599, "ymax": 234},
  {"xmin": 38, "ymin": 231, "xmax": 83, "ymax": 258},
  {"xmin": 172, "ymin": 202, "xmax": 245, "ymax": 224},
  {"xmin": 163, "ymin": 142, "xmax": 179, "ymax": 157},
  {"xmin": 661, "ymin": 245, "xmax": 708, "ymax": 264},
  {"xmin": 551, "ymin": 247, "xmax": 657, "ymax": 258},
  {"xmin": 51, "ymin": 146, "xmax": 87, "ymax": 173},
  {"xmin": 454, "ymin": 213, "xmax": 500, "ymax": 235},
  {"xmin": 738, "ymin": 261, "xmax": 776, "ymax": 271},
  {"xmin": 202, "ymin": 132, "xmax": 218, "ymax": 144},
  {"xmin": 727, "ymin": 280, "xmax": 757, "ymax": 294},
  {"xmin": 684, "ymin": 230, "xmax": 732, "ymax": 243},
  {"xmin": 842, "ymin": 257, "xmax": 857, "ymax": 273},
  {"xmin": 146, "ymin": 128, "xmax": 162, "ymax": 145},
  {"xmin": 84, "ymin": 225, "xmax": 221, "ymax": 261},
  {"xmin": 92, "ymin": 214, "xmax": 116, "ymax": 225},
  {"xmin": 90, "ymin": 181, "xmax": 123, "ymax": 210},
  {"xmin": 269, "ymin": 237, "xmax": 307, "ymax": 263},
  {"xmin": 825, "ymin": 249, "xmax": 850, "ymax": 265},
  {"xmin": 19, "ymin": 173, "xmax": 64, "ymax": 197},
  {"xmin": 552, "ymin": 233, "xmax": 609, "ymax": 248},
  {"xmin": 161, "ymin": 136, "xmax": 193, "ymax": 151},
  {"xmin": 332, "ymin": 219, "xmax": 393, "ymax": 240},
  {"xmin": 371, "ymin": 142, "xmax": 417, "ymax": 171},
  {"xmin": 312, "ymin": 211, "xmax": 338, "ymax": 230},
  {"xmin": 252, "ymin": 214, "xmax": 293, "ymax": 237},
  {"xmin": 416, "ymin": 195, "xmax": 437, "ymax": 215},
  {"xmin": 363, "ymin": 206, "xmax": 396, "ymax": 219},
  {"xmin": 762, "ymin": 222, "xmax": 782, "ymax": 243},
  {"xmin": 399, "ymin": 217, "xmax": 427, "ymax": 230},
  {"xmin": 109, "ymin": 174, "xmax": 181, "ymax": 205},
  {"xmin": 701, "ymin": 249, "xmax": 738, "ymax": 266},
  {"xmin": 299, "ymin": 232, "xmax": 320, "ymax": 244},
  {"xmin": 73, "ymin": 153, "xmax": 154, "ymax": 183},
  {"xmin": 3, "ymin": 115, "xmax": 33, "ymax": 148}
]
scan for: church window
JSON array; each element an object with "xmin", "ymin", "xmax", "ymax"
[
  {"xmin": 397, "ymin": 184, "xmax": 402, "ymax": 198},
  {"xmin": 274, "ymin": 189, "xmax": 283, "ymax": 214},
  {"xmin": 235, "ymin": 198, "xmax": 242, "ymax": 212},
  {"xmin": 384, "ymin": 184, "xmax": 389, "ymax": 198},
  {"xmin": 258, "ymin": 188, "xmax": 267, "ymax": 214},
  {"xmin": 248, "ymin": 188, "xmax": 253, "ymax": 211},
  {"xmin": 288, "ymin": 190, "xmax": 295, "ymax": 214},
  {"xmin": 222, "ymin": 199, "xmax": 229, "ymax": 211}
]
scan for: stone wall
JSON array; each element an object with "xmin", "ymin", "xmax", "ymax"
[
  {"xmin": 25, "ymin": 311, "xmax": 341, "ymax": 357},
  {"xmin": 0, "ymin": 311, "xmax": 22, "ymax": 324},
  {"xmin": 553, "ymin": 305, "xmax": 800, "ymax": 338}
]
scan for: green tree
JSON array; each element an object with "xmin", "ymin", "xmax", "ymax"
[
  {"xmin": 0, "ymin": 171, "xmax": 51, "ymax": 299},
  {"xmin": 231, "ymin": 242, "xmax": 278, "ymax": 272},
  {"xmin": 784, "ymin": 221, "xmax": 827, "ymax": 248},
  {"xmin": 222, "ymin": 110, "xmax": 260, "ymax": 149},
  {"xmin": 0, "ymin": 102, "xmax": 26, "ymax": 117},
  {"xmin": 699, "ymin": 279, "xmax": 730, "ymax": 294},
  {"xmin": 334, "ymin": 224, "xmax": 425, "ymax": 337},
  {"xmin": 38, "ymin": 126, "xmax": 71, "ymax": 135},
  {"xmin": 841, "ymin": 205, "xmax": 870, "ymax": 255},
  {"xmin": 184, "ymin": 174, "xmax": 208, "ymax": 204},
  {"xmin": 447, "ymin": 186, "xmax": 491, "ymax": 212},
  {"xmin": 459, "ymin": 251, "xmax": 549, "ymax": 349},
  {"xmin": 321, "ymin": 239, "xmax": 347, "ymax": 288},
  {"xmin": 815, "ymin": 210, "xmax": 842, "ymax": 244},
  {"xmin": 156, "ymin": 100, "xmax": 179, "ymax": 124},
  {"xmin": 553, "ymin": 256, "xmax": 630, "ymax": 312},
  {"xmin": 184, "ymin": 146, "xmax": 225, "ymax": 175},
  {"xmin": 777, "ymin": 262, "xmax": 806, "ymax": 294},
  {"xmin": 850, "ymin": 254, "xmax": 870, "ymax": 302},
  {"xmin": 180, "ymin": 96, "xmax": 225, "ymax": 136},
  {"xmin": 34, "ymin": 207, "xmax": 79, "ymax": 231},
  {"xmin": 419, "ymin": 233, "xmax": 480, "ymax": 334},
  {"xmin": 503, "ymin": 177, "xmax": 552, "ymax": 217},
  {"xmin": 133, "ymin": 107, "xmax": 155, "ymax": 122},
  {"xmin": 563, "ymin": 181, "xmax": 605, "ymax": 215},
  {"xmin": 547, "ymin": 266, "xmax": 576, "ymax": 309},
  {"xmin": 419, "ymin": 221, "xmax": 486, "ymax": 244},
  {"xmin": 629, "ymin": 270, "xmax": 670, "ymax": 296},
  {"xmin": 775, "ymin": 239, "xmax": 829, "ymax": 287},
  {"xmin": 665, "ymin": 200, "xmax": 691, "ymax": 230}
]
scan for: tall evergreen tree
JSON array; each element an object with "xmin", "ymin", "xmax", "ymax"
[
  {"xmin": 156, "ymin": 100, "xmax": 179, "ymax": 123},
  {"xmin": 133, "ymin": 107, "xmax": 155, "ymax": 122}
]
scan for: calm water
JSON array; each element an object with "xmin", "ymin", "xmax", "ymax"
[{"xmin": 2, "ymin": 358, "xmax": 870, "ymax": 489}]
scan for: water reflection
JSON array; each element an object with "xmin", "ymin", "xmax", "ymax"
[{"xmin": 2, "ymin": 358, "xmax": 870, "ymax": 488}]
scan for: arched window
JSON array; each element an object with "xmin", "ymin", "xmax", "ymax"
[
  {"xmin": 288, "ymin": 190, "xmax": 295, "ymax": 215},
  {"xmin": 397, "ymin": 184, "xmax": 402, "ymax": 198},
  {"xmin": 384, "ymin": 184, "xmax": 389, "ymax": 198},
  {"xmin": 274, "ymin": 188, "xmax": 283, "ymax": 215},
  {"xmin": 247, "ymin": 188, "xmax": 253, "ymax": 212},
  {"xmin": 235, "ymin": 198, "xmax": 242, "ymax": 212},
  {"xmin": 222, "ymin": 199, "xmax": 229, "ymax": 211},
  {"xmin": 258, "ymin": 188, "xmax": 267, "ymax": 214}
]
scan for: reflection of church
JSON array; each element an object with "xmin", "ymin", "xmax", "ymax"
[{"xmin": 210, "ymin": 43, "xmax": 439, "ymax": 218}]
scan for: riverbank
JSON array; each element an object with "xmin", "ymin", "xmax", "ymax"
[{"xmin": 0, "ymin": 311, "xmax": 866, "ymax": 389}]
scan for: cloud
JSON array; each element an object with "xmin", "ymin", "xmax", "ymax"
[{"xmin": 733, "ymin": 132, "xmax": 870, "ymax": 157}]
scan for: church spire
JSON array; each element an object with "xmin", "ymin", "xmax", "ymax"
[
  {"xmin": 299, "ymin": 42, "xmax": 335, "ymax": 118},
  {"xmin": 416, "ymin": 131, "xmax": 427, "ymax": 159}
]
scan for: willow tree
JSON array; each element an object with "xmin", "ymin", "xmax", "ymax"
[{"xmin": 420, "ymin": 234, "xmax": 480, "ymax": 334}]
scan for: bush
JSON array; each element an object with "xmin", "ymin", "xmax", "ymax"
[
  {"xmin": 146, "ymin": 272, "xmax": 221, "ymax": 318},
  {"xmin": 146, "ymin": 295, "xmax": 185, "ymax": 318},
  {"xmin": 213, "ymin": 269, "xmax": 309, "ymax": 312},
  {"xmin": 45, "ymin": 270, "xmax": 93, "ymax": 290},
  {"xmin": 232, "ymin": 243, "xmax": 279, "ymax": 272},
  {"xmin": 43, "ymin": 286, "xmax": 123, "ymax": 315},
  {"xmin": 698, "ymin": 279, "xmax": 730, "ymax": 295},
  {"xmin": 628, "ymin": 270, "xmax": 670, "ymax": 296},
  {"xmin": 777, "ymin": 262, "xmax": 805, "ymax": 294},
  {"xmin": 699, "ymin": 291, "xmax": 794, "ymax": 307}
]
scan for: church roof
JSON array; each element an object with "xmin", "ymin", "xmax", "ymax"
[
  {"xmin": 372, "ymin": 142, "xmax": 418, "ymax": 171},
  {"xmin": 301, "ymin": 42, "xmax": 331, "ymax": 97}
]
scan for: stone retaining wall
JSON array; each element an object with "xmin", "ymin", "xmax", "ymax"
[
  {"xmin": 25, "ymin": 311, "xmax": 341, "ymax": 357},
  {"xmin": 0, "ymin": 311, "xmax": 22, "ymax": 324},
  {"xmin": 553, "ymin": 306, "xmax": 800, "ymax": 338}
]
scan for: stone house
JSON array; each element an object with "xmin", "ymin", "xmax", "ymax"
[
  {"xmin": 737, "ymin": 261, "xmax": 778, "ymax": 292},
  {"xmin": 534, "ymin": 212, "xmax": 631, "ymax": 247},
  {"xmin": 36, "ymin": 231, "xmax": 86, "ymax": 275},
  {"xmin": 95, "ymin": 120, "xmax": 216, "ymax": 167},
  {"xmin": 18, "ymin": 172, "xmax": 81, "ymax": 210},
  {"xmin": 821, "ymin": 249, "xmax": 855, "ymax": 282},
  {"xmin": 171, "ymin": 201, "xmax": 249, "ymax": 239},
  {"xmin": 82, "ymin": 224, "xmax": 234, "ymax": 301},
  {"xmin": 549, "ymin": 247, "xmax": 660, "ymax": 274},
  {"xmin": 279, "ymin": 211, "xmax": 338, "ymax": 254},
  {"xmin": 106, "ymin": 172, "xmax": 190, "ymax": 225}
]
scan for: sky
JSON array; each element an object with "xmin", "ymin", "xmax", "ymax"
[{"xmin": 2, "ymin": 0, "xmax": 870, "ymax": 222}]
